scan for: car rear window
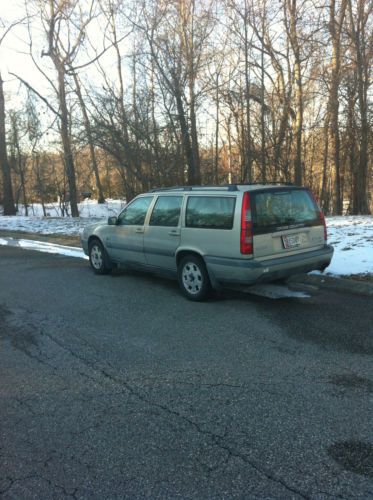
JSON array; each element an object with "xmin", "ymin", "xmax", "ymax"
[
  {"xmin": 186, "ymin": 196, "xmax": 235, "ymax": 229},
  {"xmin": 253, "ymin": 189, "xmax": 320, "ymax": 232}
]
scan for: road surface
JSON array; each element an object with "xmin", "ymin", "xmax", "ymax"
[{"xmin": 0, "ymin": 246, "xmax": 372, "ymax": 499}]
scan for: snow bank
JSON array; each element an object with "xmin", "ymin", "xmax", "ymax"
[
  {"xmin": 324, "ymin": 217, "xmax": 373, "ymax": 276},
  {"xmin": 0, "ymin": 199, "xmax": 126, "ymax": 236},
  {"xmin": 15, "ymin": 199, "xmax": 126, "ymax": 218},
  {"xmin": 0, "ymin": 237, "xmax": 87, "ymax": 260}
]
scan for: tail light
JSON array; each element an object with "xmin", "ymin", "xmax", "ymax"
[
  {"xmin": 240, "ymin": 192, "xmax": 253, "ymax": 254},
  {"xmin": 320, "ymin": 210, "xmax": 327, "ymax": 241},
  {"xmin": 309, "ymin": 191, "xmax": 327, "ymax": 242}
]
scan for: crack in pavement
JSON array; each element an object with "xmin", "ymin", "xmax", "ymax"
[
  {"xmin": 0, "ymin": 304, "xmax": 339, "ymax": 499},
  {"xmin": 35, "ymin": 332, "xmax": 312, "ymax": 498},
  {"xmin": 0, "ymin": 474, "xmax": 78, "ymax": 498}
]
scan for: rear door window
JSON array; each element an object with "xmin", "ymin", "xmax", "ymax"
[
  {"xmin": 149, "ymin": 196, "xmax": 183, "ymax": 227},
  {"xmin": 253, "ymin": 189, "xmax": 319, "ymax": 233},
  {"xmin": 186, "ymin": 196, "xmax": 235, "ymax": 229}
]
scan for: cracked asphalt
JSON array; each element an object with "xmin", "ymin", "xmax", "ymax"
[{"xmin": 0, "ymin": 246, "xmax": 372, "ymax": 499}]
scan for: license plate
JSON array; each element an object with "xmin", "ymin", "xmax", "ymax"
[{"xmin": 282, "ymin": 233, "xmax": 307, "ymax": 249}]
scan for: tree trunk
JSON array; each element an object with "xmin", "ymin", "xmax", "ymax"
[
  {"xmin": 58, "ymin": 68, "xmax": 79, "ymax": 217},
  {"xmin": 348, "ymin": 0, "xmax": 371, "ymax": 214},
  {"xmin": 260, "ymin": 23, "xmax": 266, "ymax": 183},
  {"xmin": 0, "ymin": 74, "xmax": 16, "ymax": 215},
  {"xmin": 328, "ymin": 0, "xmax": 347, "ymax": 215},
  {"xmin": 243, "ymin": 7, "xmax": 253, "ymax": 183},
  {"xmin": 214, "ymin": 73, "xmax": 219, "ymax": 184},
  {"xmin": 175, "ymin": 89, "xmax": 198, "ymax": 185},
  {"xmin": 321, "ymin": 113, "xmax": 330, "ymax": 213},
  {"xmin": 73, "ymin": 72, "xmax": 105, "ymax": 204},
  {"xmin": 293, "ymin": 44, "xmax": 303, "ymax": 186},
  {"xmin": 189, "ymin": 83, "xmax": 201, "ymax": 184},
  {"xmin": 286, "ymin": 0, "xmax": 303, "ymax": 186}
]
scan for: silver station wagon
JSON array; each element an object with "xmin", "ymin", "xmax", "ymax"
[{"xmin": 81, "ymin": 184, "xmax": 333, "ymax": 300}]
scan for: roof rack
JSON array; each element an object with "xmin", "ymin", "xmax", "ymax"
[
  {"xmin": 234, "ymin": 182, "xmax": 295, "ymax": 187},
  {"xmin": 148, "ymin": 182, "xmax": 294, "ymax": 193},
  {"xmin": 148, "ymin": 185, "xmax": 237, "ymax": 193}
]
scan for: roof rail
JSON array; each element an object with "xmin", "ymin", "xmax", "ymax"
[
  {"xmin": 148, "ymin": 182, "xmax": 294, "ymax": 193},
  {"xmin": 234, "ymin": 182, "xmax": 295, "ymax": 187},
  {"xmin": 148, "ymin": 184, "xmax": 239, "ymax": 193}
]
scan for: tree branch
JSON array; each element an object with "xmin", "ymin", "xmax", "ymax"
[{"xmin": 9, "ymin": 72, "xmax": 62, "ymax": 119}]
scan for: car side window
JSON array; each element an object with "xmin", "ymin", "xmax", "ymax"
[
  {"xmin": 149, "ymin": 196, "xmax": 183, "ymax": 227},
  {"xmin": 186, "ymin": 196, "xmax": 236, "ymax": 229},
  {"xmin": 117, "ymin": 197, "xmax": 153, "ymax": 226}
]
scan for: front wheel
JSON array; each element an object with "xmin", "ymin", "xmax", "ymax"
[
  {"xmin": 89, "ymin": 239, "xmax": 112, "ymax": 275},
  {"xmin": 177, "ymin": 255, "xmax": 211, "ymax": 301}
]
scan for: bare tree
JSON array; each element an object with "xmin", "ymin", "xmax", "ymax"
[
  {"xmin": 284, "ymin": 0, "xmax": 304, "ymax": 186},
  {"xmin": 0, "ymin": 18, "xmax": 20, "ymax": 215},
  {"xmin": 37, "ymin": 0, "xmax": 99, "ymax": 216},
  {"xmin": 327, "ymin": 0, "xmax": 347, "ymax": 214},
  {"xmin": 347, "ymin": 0, "xmax": 372, "ymax": 214},
  {"xmin": 137, "ymin": 0, "xmax": 215, "ymax": 185},
  {"xmin": 8, "ymin": 110, "xmax": 29, "ymax": 214},
  {"xmin": 13, "ymin": 1, "xmax": 97, "ymax": 216},
  {"xmin": 0, "ymin": 73, "xmax": 16, "ymax": 214},
  {"xmin": 71, "ymin": 70, "xmax": 105, "ymax": 203}
]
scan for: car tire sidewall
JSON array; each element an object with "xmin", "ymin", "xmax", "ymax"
[
  {"xmin": 177, "ymin": 255, "xmax": 211, "ymax": 301},
  {"xmin": 89, "ymin": 240, "xmax": 111, "ymax": 275}
]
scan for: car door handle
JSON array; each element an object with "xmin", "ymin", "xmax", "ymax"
[
  {"xmin": 168, "ymin": 230, "xmax": 180, "ymax": 236},
  {"xmin": 135, "ymin": 228, "xmax": 144, "ymax": 234}
]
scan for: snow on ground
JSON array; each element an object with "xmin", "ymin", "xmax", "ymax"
[
  {"xmin": 15, "ymin": 199, "xmax": 126, "ymax": 218},
  {"xmin": 324, "ymin": 216, "xmax": 373, "ymax": 276},
  {"xmin": 0, "ymin": 202, "xmax": 372, "ymax": 277},
  {"xmin": 0, "ymin": 199, "xmax": 126, "ymax": 235},
  {"xmin": 0, "ymin": 237, "xmax": 87, "ymax": 260}
]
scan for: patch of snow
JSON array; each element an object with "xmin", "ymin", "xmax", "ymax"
[
  {"xmin": 323, "ymin": 217, "xmax": 373, "ymax": 276},
  {"xmin": 0, "ymin": 237, "xmax": 87, "ymax": 260},
  {"xmin": 0, "ymin": 199, "xmax": 126, "ymax": 236},
  {"xmin": 16, "ymin": 199, "xmax": 126, "ymax": 218},
  {"xmin": 245, "ymin": 283, "xmax": 310, "ymax": 299}
]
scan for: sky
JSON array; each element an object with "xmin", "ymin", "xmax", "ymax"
[
  {"xmin": 0, "ymin": 0, "xmax": 37, "ymax": 101},
  {"xmin": 0, "ymin": 0, "xmax": 132, "ymax": 152},
  {"xmin": 0, "ymin": 0, "xmax": 123, "ymax": 104}
]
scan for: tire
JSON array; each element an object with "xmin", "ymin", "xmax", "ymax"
[
  {"xmin": 89, "ymin": 239, "xmax": 112, "ymax": 275},
  {"xmin": 177, "ymin": 255, "xmax": 211, "ymax": 301}
]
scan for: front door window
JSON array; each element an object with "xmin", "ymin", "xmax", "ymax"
[{"xmin": 118, "ymin": 197, "xmax": 153, "ymax": 226}]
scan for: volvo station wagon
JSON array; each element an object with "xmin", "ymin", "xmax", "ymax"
[{"xmin": 81, "ymin": 184, "xmax": 333, "ymax": 300}]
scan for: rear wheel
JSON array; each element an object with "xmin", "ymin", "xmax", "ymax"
[
  {"xmin": 177, "ymin": 255, "xmax": 211, "ymax": 301},
  {"xmin": 89, "ymin": 239, "xmax": 112, "ymax": 275}
]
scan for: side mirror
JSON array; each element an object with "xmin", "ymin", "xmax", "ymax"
[{"xmin": 108, "ymin": 216, "xmax": 118, "ymax": 225}]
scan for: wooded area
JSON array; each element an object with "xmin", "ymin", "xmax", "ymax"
[{"xmin": 0, "ymin": 0, "xmax": 372, "ymax": 216}]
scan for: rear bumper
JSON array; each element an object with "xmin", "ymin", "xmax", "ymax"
[{"xmin": 205, "ymin": 245, "xmax": 334, "ymax": 287}]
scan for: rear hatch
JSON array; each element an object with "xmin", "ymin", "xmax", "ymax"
[{"xmin": 251, "ymin": 187, "xmax": 326, "ymax": 260}]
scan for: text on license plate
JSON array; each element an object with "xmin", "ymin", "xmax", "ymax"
[{"xmin": 282, "ymin": 233, "xmax": 308, "ymax": 249}]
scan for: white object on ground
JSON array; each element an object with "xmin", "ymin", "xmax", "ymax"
[
  {"xmin": 244, "ymin": 283, "xmax": 310, "ymax": 299},
  {"xmin": 0, "ymin": 237, "xmax": 87, "ymax": 260}
]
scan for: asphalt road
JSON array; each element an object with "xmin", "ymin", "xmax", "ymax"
[{"xmin": 0, "ymin": 246, "xmax": 372, "ymax": 499}]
